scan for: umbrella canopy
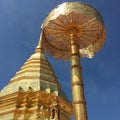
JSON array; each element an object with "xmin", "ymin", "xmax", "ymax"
[{"xmin": 42, "ymin": 2, "xmax": 106, "ymax": 60}]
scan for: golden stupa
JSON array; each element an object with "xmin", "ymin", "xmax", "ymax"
[{"xmin": 0, "ymin": 38, "xmax": 72, "ymax": 120}]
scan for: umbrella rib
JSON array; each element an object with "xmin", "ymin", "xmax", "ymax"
[
  {"xmin": 50, "ymin": 20, "xmax": 66, "ymax": 29},
  {"xmin": 57, "ymin": 17, "xmax": 67, "ymax": 26},
  {"xmin": 79, "ymin": 37, "xmax": 87, "ymax": 48},
  {"xmin": 82, "ymin": 32, "xmax": 99, "ymax": 38},
  {"xmin": 45, "ymin": 27, "xmax": 66, "ymax": 32},
  {"xmin": 80, "ymin": 34, "xmax": 95, "ymax": 44},
  {"xmin": 81, "ymin": 31, "xmax": 100, "ymax": 35},
  {"xmin": 82, "ymin": 29, "xmax": 99, "ymax": 31},
  {"xmin": 82, "ymin": 17, "xmax": 96, "ymax": 26},
  {"xmin": 45, "ymin": 31, "xmax": 66, "ymax": 35},
  {"xmin": 73, "ymin": 35, "xmax": 88, "ymax": 48},
  {"xmin": 80, "ymin": 36, "xmax": 92, "ymax": 45}
]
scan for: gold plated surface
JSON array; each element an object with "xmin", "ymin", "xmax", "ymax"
[
  {"xmin": 0, "ymin": 41, "xmax": 60, "ymax": 97},
  {"xmin": 0, "ymin": 90, "xmax": 72, "ymax": 119},
  {"xmin": 70, "ymin": 35, "xmax": 88, "ymax": 120},
  {"xmin": 42, "ymin": 2, "xmax": 106, "ymax": 60}
]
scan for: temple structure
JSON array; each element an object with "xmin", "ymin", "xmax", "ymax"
[
  {"xmin": 0, "ymin": 39, "xmax": 72, "ymax": 120},
  {"xmin": 0, "ymin": 1, "xmax": 106, "ymax": 120}
]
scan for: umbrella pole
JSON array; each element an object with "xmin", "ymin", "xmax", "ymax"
[{"xmin": 70, "ymin": 34, "xmax": 88, "ymax": 120}]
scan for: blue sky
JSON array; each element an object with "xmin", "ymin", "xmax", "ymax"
[{"xmin": 0, "ymin": 0, "xmax": 120, "ymax": 120}]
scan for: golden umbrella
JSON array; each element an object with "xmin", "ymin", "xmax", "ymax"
[{"xmin": 41, "ymin": 2, "xmax": 106, "ymax": 120}]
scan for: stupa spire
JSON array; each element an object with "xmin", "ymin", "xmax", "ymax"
[
  {"xmin": 36, "ymin": 32, "xmax": 43, "ymax": 48},
  {"xmin": 0, "ymin": 35, "xmax": 61, "ymax": 96}
]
